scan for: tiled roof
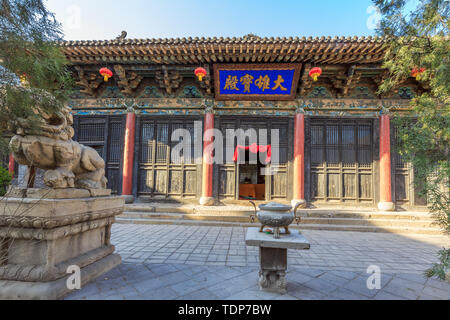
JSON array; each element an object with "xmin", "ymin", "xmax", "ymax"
[{"xmin": 61, "ymin": 35, "xmax": 388, "ymax": 65}]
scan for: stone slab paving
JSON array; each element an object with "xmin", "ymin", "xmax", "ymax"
[{"xmin": 65, "ymin": 224, "xmax": 450, "ymax": 300}]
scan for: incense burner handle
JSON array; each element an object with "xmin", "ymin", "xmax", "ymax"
[
  {"xmin": 293, "ymin": 202, "xmax": 302, "ymax": 225},
  {"xmin": 249, "ymin": 201, "xmax": 257, "ymax": 222}
]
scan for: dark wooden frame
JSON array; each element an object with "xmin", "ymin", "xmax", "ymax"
[
  {"xmin": 391, "ymin": 121, "xmax": 427, "ymax": 208},
  {"xmin": 306, "ymin": 117, "xmax": 377, "ymax": 204},
  {"xmin": 73, "ymin": 114, "xmax": 126, "ymax": 194},
  {"xmin": 214, "ymin": 115, "xmax": 293, "ymax": 202},
  {"xmin": 213, "ymin": 63, "xmax": 302, "ymax": 101},
  {"xmin": 133, "ymin": 115, "xmax": 203, "ymax": 200}
]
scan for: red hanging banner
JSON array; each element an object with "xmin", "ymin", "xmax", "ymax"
[{"xmin": 233, "ymin": 143, "xmax": 272, "ymax": 163}]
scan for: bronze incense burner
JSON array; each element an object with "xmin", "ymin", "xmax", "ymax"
[{"xmin": 250, "ymin": 201, "xmax": 302, "ymax": 239}]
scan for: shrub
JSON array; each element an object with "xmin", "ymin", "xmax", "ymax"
[{"xmin": 0, "ymin": 165, "xmax": 12, "ymax": 196}]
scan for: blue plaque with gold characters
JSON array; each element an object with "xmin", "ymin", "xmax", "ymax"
[{"xmin": 213, "ymin": 64, "xmax": 302, "ymax": 101}]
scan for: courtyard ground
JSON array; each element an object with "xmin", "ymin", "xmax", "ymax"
[{"xmin": 65, "ymin": 224, "xmax": 450, "ymax": 300}]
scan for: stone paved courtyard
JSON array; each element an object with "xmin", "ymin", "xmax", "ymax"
[{"xmin": 66, "ymin": 224, "xmax": 450, "ymax": 300}]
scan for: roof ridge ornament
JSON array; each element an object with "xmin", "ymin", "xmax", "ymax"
[
  {"xmin": 242, "ymin": 33, "xmax": 261, "ymax": 41},
  {"xmin": 115, "ymin": 31, "xmax": 127, "ymax": 40}
]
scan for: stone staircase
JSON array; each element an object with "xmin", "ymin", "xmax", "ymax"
[{"xmin": 116, "ymin": 203, "xmax": 443, "ymax": 235}]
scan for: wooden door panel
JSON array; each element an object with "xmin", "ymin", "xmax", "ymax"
[
  {"xmin": 137, "ymin": 117, "xmax": 200, "ymax": 198},
  {"xmin": 217, "ymin": 117, "xmax": 291, "ymax": 201},
  {"xmin": 73, "ymin": 115, "xmax": 125, "ymax": 194},
  {"xmin": 309, "ymin": 119, "xmax": 374, "ymax": 203},
  {"xmin": 393, "ymin": 125, "xmax": 426, "ymax": 206}
]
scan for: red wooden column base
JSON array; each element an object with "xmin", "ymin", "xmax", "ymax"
[
  {"xmin": 292, "ymin": 113, "xmax": 306, "ymax": 209},
  {"xmin": 200, "ymin": 112, "xmax": 215, "ymax": 206},
  {"xmin": 122, "ymin": 112, "xmax": 136, "ymax": 203},
  {"xmin": 378, "ymin": 114, "xmax": 395, "ymax": 211}
]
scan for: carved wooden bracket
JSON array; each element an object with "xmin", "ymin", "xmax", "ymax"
[
  {"xmin": 372, "ymin": 70, "xmax": 402, "ymax": 97},
  {"xmin": 199, "ymin": 75, "xmax": 212, "ymax": 96},
  {"xmin": 416, "ymin": 80, "xmax": 430, "ymax": 95},
  {"xmin": 298, "ymin": 64, "xmax": 313, "ymax": 97},
  {"xmin": 74, "ymin": 66, "xmax": 103, "ymax": 96},
  {"xmin": 372, "ymin": 70, "xmax": 390, "ymax": 90},
  {"xmin": 155, "ymin": 66, "xmax": 183, "ymax": 95},
  {"xmin": 114, "ymin": 65, "xmax": 143, "ymax": 95},
  {"xmin": 330, "ymin": 66, "xmax": 361, "ymax": 98}
]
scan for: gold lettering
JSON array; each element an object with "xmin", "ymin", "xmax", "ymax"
[
  {"xmin": 272, "ymin": 75, "xmax": 288, "ymax": 91},
  {"xmin": 240, "ymin": 74, "xmax": 254, "ymax": 93},
  {"xmin": 224, "ymin": 75, "xmax": 239, "ymax": 91},
  {"xmin": 255, "ymin": 75, "xmax": 271, "ymax": 92}
]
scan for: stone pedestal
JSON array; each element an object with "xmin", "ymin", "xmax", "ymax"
[
  {"xmin": 0, "ymin": 187, "xmax": 124, "ymax": 300},
  {"xmin": 245, "ymin": 227, "xmax": 310, "ymax": 294}
]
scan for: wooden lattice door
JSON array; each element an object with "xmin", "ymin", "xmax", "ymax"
[
  {"xmin": 73, "ymin": 115, "xmax": 125, "ymax": 194},
  {"xmin": 216, "ymin": 116, "xmax": 291, "ymax": 201},
  {"xmin": 309, "ymin": 118, "xmax": 375, "ymax": 203},
  {"xmin": 136, "ymin": 116, "xmax": 201, "ymax": 199},
  {"xmin": 392, "ymin": 125, "xmax": 427, "ymax": 207}
]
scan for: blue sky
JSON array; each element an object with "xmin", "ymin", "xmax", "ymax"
[{"xmin": 45, "ymin": 0, "xmax": 401, "ymax": 40}]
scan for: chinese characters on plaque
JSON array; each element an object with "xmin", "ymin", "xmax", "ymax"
[{"xmin": 214, "ymin": 64, "xmax": 301, "ymax": 101}]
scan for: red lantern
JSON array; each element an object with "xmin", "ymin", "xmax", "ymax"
[
  {"xmin": 194, "ymin": 67, "xmax": 207, "ymax": 82},
  {"xmin": 309, "ymin": 67, "xmax": 322, "ymax": 82},
  {"xmin": 411, "ymin": 67, "xmax": 425, "ymax": 80},
  {"xmin": 99, "ymin": 67, "xmax": 113, "ymax": 82}
]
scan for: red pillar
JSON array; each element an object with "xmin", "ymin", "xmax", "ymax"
[
  {"xmin": 378, "ymin": 114, "xmax": 395, "ymax": 211},
  {"xmin": 292, "ymin": 113, "xmax": 306, "ymax": 208},
  {"xmin": 200, "ymin": 112, "xmax": 214, "ymax": 206},
  {"xmin": 8, "ymin": 155, "xmax": 14, "ymax": 175},
  {"xmin": 122, "ymin": 112, "xmax": 136, "ymax": 200}
]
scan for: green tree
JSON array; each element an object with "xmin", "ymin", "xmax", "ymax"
[
  {"xmin": 374, "ymin": 0, "xmax": 449, "ymax": 280},
  {"xmin": 0, "ymin": 165, "xmax": 11, "ymax": 196},
  {"xmin": 0, "ymin": 0, "xmax": 73, "ymax": 156}
]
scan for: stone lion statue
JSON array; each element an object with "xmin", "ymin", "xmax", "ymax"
[{"xmin": 8, "ymin": 102, "xmax": 108, "ymax": 190}]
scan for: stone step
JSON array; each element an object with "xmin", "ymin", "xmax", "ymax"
[
  {"xmin": 119, "ymin": 211, "xmax": 437, "ymax": 228},
  {"xmin": 120, "ymin": 212, "xmax": 251, "ymax": 222},
  {"xmin": 124, "ymin": 204, "xmax": 433, "ymax": 221},
  {"xmin": 115, "ymin": 217, "xmax": 444, "ymax": 235}
]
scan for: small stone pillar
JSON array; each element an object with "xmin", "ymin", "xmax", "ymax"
[
  {"xmin": 122, "ymin": 111, "xmax": 136, "ymax": 204},
  {"xmin": 0, "ymin": 187, "xmax": 124, "ymax": 299},
  {"xmin": 378, "ymin": 114, "xmax": 395, "ymax": 211},
  {"xmin": 292, "ymin": 112, "xmax": 306, "ymax": 208},
  {"xmin": 200, "ymin": 111, "xmax": 215, "ymax": 206},
  {"xmin": 245, "ymin": 227, "xmax": 310, "ymax": 294}
]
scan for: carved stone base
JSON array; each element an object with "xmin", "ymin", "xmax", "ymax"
[
  {"xmin": 291, "ymin": 199, "xmax": 306, "ymax": 209},
  {"xmin": 199, "ymin": 196, "xmax": 215, "ymax": 206},
  {"xmin": 258, "ymin": 247, "xmax": 287, "ymax": 294},
  {"xmin": 0, "ymin": 254, "xmax": 121, "ymax": 300},
  {"xmin": 0, "ymin": 189, "xmax": 124, "ymax": 299},
  {"xmin": 378, "ymin": 201, "xmax": 395, "ymax": 211},
  {"xmin": 122, "ymin": 195, "xmax": 135, "ymax": 204},
  {"xmin": 246, "ymin": 228, "xmax": 310, "ymax": 295}
]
